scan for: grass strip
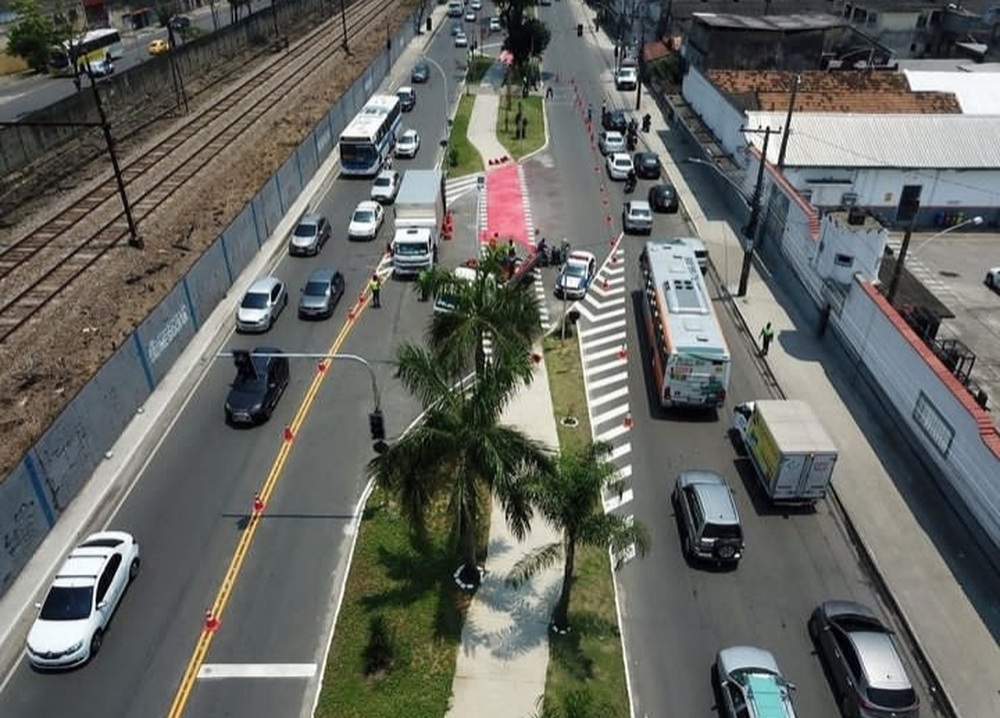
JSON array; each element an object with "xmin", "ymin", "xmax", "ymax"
[
  {"xmin": 467, "ymin": 55, "xmax": 494, "ymax": 84},
  {"xmin": 447, "ymin": 93, "xmax": 484, "ymax": 177},
  {"xmin": 541, "ymin": 333, "xmax": 631, "ymax": 717},
  {"xmin": 496, "ymin": 94, "xmax": 546, "ymax": 160},
  {"xmin": 315, "ymin": 487, "xmax": 471, "ymax": 718}
]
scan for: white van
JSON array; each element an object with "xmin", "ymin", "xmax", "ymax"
[{"xmin": 447, "ymin": 1, "xmax": 463, "ymax": 18}]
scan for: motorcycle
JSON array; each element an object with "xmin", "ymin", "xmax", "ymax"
[{"xmin": 624, "ymin": 176, "xmax": 637, "ymax": 194}]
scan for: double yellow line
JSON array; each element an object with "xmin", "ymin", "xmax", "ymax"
[{"xmin": 167, "ymin": 292, "xmax": 370, "ymax": 717}]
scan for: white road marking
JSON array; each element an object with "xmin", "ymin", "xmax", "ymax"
[
  {"xmin": 198, "ymin": 663, "xmax": 318, "ymax": 679},
  {"xmin": 609, "ymin": 443, "xmax": 632, "ymax": 461},
  {"xmin": 596, "ymin": 422, "xmax": 630, "ymax": 443},
  {"xmin": 591, "ymin": 402, "xmax": 630, "ymax": 426},
  {"xmin": 586, "ymin": 356, "xmax": 628, "ymax": 377},
  {"xmin": 588, "ymin": 370, "xmax": 629, "ymax": 390},
  {"xmin": 589, "ymin": 385, "xmax": 629, "ymax": 409},
  {"xmin": 603, "ymin": 488, "xmax": 634, "ymax": 513},
  {"xmin": 578, "ymin": 319, "xmax": 626, "ymax": 338},
  {"xmin": 582, "ymin": 330, "xmax": 628, "ymax": 350}
]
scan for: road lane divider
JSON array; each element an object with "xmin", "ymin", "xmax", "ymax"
[{"xmin": 166, "ymin": 290, "xmax": 372, "ymax": 718}]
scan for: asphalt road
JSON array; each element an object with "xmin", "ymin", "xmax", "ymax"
[
  {"xmin": 0, "ymin": 23, "xmax": 467, "ymax": 718},
  {"xmin": 0, "ymin": 1, "xmax": 272, "ymax": 122},
  {"xmin": 530, "ymin": 5, "xmax": 936, "ymax": 718}
]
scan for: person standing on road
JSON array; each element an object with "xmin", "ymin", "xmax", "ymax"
[
  {"xmin": 759, "ymin": 322, "xmax": 774, "ymax": 356},
  {"xmin": 369, "ymin": 274, "xmax": 382, "ymax": 308}
]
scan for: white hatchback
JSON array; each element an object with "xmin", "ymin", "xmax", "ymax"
[
  {"xmin": 370, "ymin": 169, "xmax": 401, "ymax": 204},
  {"xmin": 348, "ymin": 200, "xmax": 385, "ymax": 241},
  {"xmin": 395, "ymin": 128, "xmax": 420, "ymax": 158},
  {"xmin": 606, "ymin": 152, "xmax": 634, "ymax": 181},
  {"xmin": 26, "ymin": 532, "xmax": 140, "ymax": 668}
]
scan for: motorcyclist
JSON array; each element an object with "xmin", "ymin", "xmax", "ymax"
[
  {"xmin": 625, "ymin": 169, "xmax": 637, "ymax": 193},
  {"xmin": 536, "ymin": 236, "xmax": 550, "ymax": 266}
]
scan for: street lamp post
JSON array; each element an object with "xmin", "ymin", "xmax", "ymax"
[
  {"xmin": 422, "ymin": 55, "xmax": 451, "ymax": 169},
  {"xmin": 886, "ymin": 214, "xmax": 984, "ymax": 304}
]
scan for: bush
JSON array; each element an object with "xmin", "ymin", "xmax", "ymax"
[{"xmin": 363, "ymin": 614, "xmax": 396, "ymax": 676}]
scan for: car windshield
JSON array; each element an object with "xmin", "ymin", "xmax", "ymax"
[
  {"xmin": 631, "ymin": 208, "xmax": 651, "ymax": 218},
  {"xmin": 565, "ymin": 264, "xmax": 588, "ymax": 278},
  {"xmin": 374, "ymin": 177, "xmax": 391, "ymax": 188},
  {"xmin": 353, "ymin": 210, "xmax": 374, "ymax": 223},
  {"xmin": 40, "ymin": 585, "xmax": 93, "ymax": 621},
  {"xmin": 703, "ymin": 524, "xmax": 742, "ymax": 540},
  {"xmin": 241, "ymin": 291, "xmax": 269, "ymax": 309},
  {"xmin": 304, "ymin": 281, "xmax": 329, "ymax": 296},
  {"xmin": 395, "ymin": 242, "xmax": 426, "ymax": 256},
  {"xmin": 294, "ymin": 223, "xmax": 317, "ymax": 237},
  {"xmin": 868, "ymin": 687, "xmax": 917, "ymax": 709},
  {"xmin": 615, "ymin": 159, "xmax": 631, "ymax": 168}
]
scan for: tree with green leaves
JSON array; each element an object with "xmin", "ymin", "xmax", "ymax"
[
  {"xmin": 368, "ymin": 342, "xmax": 553, "ymax": 588},
  {"xmin": 508, "ymin": 441, "xmax": 650, "ymax": 631},
  {"xmin": 6, "ymin": 0, "xmax": 72, "ymax": 73},
  {"xmin": 420, "ymin": 244, "xmax": 542, "ymax": 381},
  {"xmin": 494, "ymin": 0, "xmax": 551, "ymax": 78}
]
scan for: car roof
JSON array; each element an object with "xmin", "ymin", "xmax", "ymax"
[
  {"xmin": 248, "ymin": 276, "xmax": 281, "ymax": 293},
  {"xmin": 605, "ymin": 130, "xmax": 623, "ymax": 138},
  {"xmin": 636, "ymin": 151, "xmax": 658, "ymax": 160},
  {"xmin": 306, "ymin": 268, "xmax": 337, "ymax": 283},
  {"xmin": 401, "ymin": 128, "xmax": 418, "ymax": 138},
  {"xmin": 376, "ymin": 169, "xmax": 397, "ymax": 179},
  {"xmin": 398, "ymin": 85, "xmax": 414, "ymax": 93},
  {"xmin": 355, "ymin": 200, "xmax": 380, "ymax": 211},
  {"xmin": 627, "ymin": 200, "xmax": 651, "ymax": 211},
  {"xmin": 652, "ymin": 183, "xmax": 676, "ymax": 193},
  {"xmin": 679, "ymin": 470, "xmax": 740, "ymax": 523},
  {"xmin": 849, "ymin": 630, "xmax": 912, "ymax": 690},
  {"xmin": 611, "ymin": 152, "xmax": 631, "ymax": 162},
  {"xmin": 298, "ymin": 212, "xmax": 323, "ymax": 225}
]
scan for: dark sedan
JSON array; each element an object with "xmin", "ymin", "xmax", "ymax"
[
  {"xmin": 225, "ymin": 348, "xmax": 290, "ymax": 426},
  {"xmin": 634, "ymin": 151, "xmax": 661, "ymax": 179},
  {"xmin": 648, "ymin": 183, "xmax": 679, "ymax": 213},
  {"xmin": 411, "ymin": 61, "xmax": 430, "ymax": 83},
  {"xmin": 602, "ymin": 109, "xmax": 628, "ymax": 133}
]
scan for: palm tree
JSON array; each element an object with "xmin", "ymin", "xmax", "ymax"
[
  {"xmin": 368, "ymin": 342, "xmax": 553, "ymax": 587},
  {"xmin": 422, "ymin": 244, "xmax": 542, "ymax": 381},
  {"xmin": 508, "ymin": 441, "xmax": 650, "ymax": 631}
]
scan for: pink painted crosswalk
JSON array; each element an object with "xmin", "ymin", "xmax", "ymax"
[{"xmin": 481, "ymin": 163, "xmax": 534, "ymax": 250}]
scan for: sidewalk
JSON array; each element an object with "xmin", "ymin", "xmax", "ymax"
[
  {"xmin": 592, "ymin": 15, "xmax": 1000, "ymax": 718},
  {"xmin": 445, "ymin": 357, "xmax": 563, "ymax": 718}
]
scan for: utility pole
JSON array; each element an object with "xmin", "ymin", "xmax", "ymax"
[
  {"xmin": 776, "ymin": 74, "xmax": 800, "ymax": 169},
  {"xmin": 166, "ymin": 25, "xmax": 189, "ymax": 115},
  {"xmin": 339, "ymin": 0, "xmax": 350, "ymax": 53},
  {"xmin": 886, "ymin": 220, "xmax": 915, "ymax": 305},
  {"xmin": 634, "ymin": 26, "xmax": 644, "ymax": 111},
  {"xmin": 82, "ymin": 62, "xmax": 144, "ymax": 249},
  {"xmin": 737, "ymin": 125, "xmax": 777, "ymax": 296}
]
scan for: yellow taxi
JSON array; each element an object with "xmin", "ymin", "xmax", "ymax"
[{"xmin": 147, "ymin": 39, "xmax": 170, "ymax": 56}]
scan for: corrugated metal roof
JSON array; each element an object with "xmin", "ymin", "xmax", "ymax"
[
  {"xmin": 904, "ymin": 71, "xmax": 1000, "ymax": 115},
  {"xmin": 692, "ymin": 12, "xmax": 843, "ymax": 31},
  {"xmin": 743, "ymin": 111, "xmax": 1000, "ymax": 168}
]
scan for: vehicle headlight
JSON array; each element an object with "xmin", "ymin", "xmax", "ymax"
[
  {"xmin": 68, "ymin": 640, "xmax": 84, "ymax": 653},
  {"xmin": 251, "ymin": 404, "xmax": 263, "ymax": 413}
]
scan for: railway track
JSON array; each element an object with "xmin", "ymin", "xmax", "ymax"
[{"xmin": 0, "ymin": 0, "xmax": 395, "ymax": 343}]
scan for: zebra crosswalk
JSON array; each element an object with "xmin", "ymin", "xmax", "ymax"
[{"xmin": 445, "ymin": 173, "xmax": 483, "ymax": 206}]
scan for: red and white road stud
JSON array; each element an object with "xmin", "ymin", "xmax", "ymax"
[
  {"xmin": 283, "ymin": 425, "xmax": 295, "ymax": 443},
  {"xmin": 253, "ymin": 493, "xmax": 265, "ymax": 514},
  {"xmin": 204, "ymin": 608, "xmax": 220, "ymax": 633},
  {"xmin": 317, "ymin": 361, "xmax": 327, "ymax": 374}
]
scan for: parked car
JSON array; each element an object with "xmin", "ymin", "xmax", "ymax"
[
  {"xmin": 455, "ymin": 30, "xmax": 469, "ymax": 48},
  {"xmin": 809, "ymin": 600, "xmax": 920, "ymax": 718},
  {"xmin": 168, "ymin": 14, "xmax": 191, "ymax": 30},
  {"xmin": 671, "ymin": 470, "xmax": 744, "ymax": 565},
  {"xmin": 615, "ymin": 66, "xmax": 638, "ymax": 91},
  {"xmin": 225, "ymin": 348, "xmax": 290, "ymax": 425},
  {"xmin": 447, "ymin": 0, "xmax": 463, "ymax": 18},
  {"xmin": 147, "ymin": 38, "xmax": 170, "ymax": 56},
  {"xmin": 622, "ymin": 200, "xmax": 653, "ymax": 235},
  {"xmin": 470, "ymin": 0, "xmax": 482, "ymax": 9},
  {"xmin": 288, "ymin": 212, "xmax": 331, "ymax": 256},
  {"xmin": 395, "ymin": 128, "xmax": 421, "ymax": 158},
  {"xmin": 555, "ymin": 251, "xmax": 597, "ymax": 300},
  {"xmin": 348, "ymin": 200, "xmax": 385, "ymax": 241},
  {"xmin": 606, "ymin": 152, "xmax": 634, "ymax": 181},
  {"xmin": 648, "ymin": 183, "xmax": 679, "ymax": 213},
  {"xmin": 26, "ymin": 532, "xmax": 140, "ymax": 668},
  {"xmin": 451, "ymin": 21, "xmax": 464, "ymax": 36},
  {"xmin": 598, "ymin": 130, "xmax": 626, "ymax": 156},
  {"xmin": 410, "ymin": 60, "xmax": 430, "ymax": 83},
  {"xmin": 371, "ymin": 169, "xmax": 401, "ymax": 204},
  {"xmin": 986, "ymin": 266, "xmax": 1000, "ymax": 290},
  {"xmin": 465, "ymin": 9, "xmax": 476, "ymax": 22},
  {"xmin": 489, "ymin": 16, "xmax": 501, "ymax": 32},
  {"xmin": 603, "ymin": 108, "xmax": 628, "ymax": 132},
  {"xmin": 298, "ymin": 268, "xmax": 346, "ymax": 319},
  {"xmin": 396, "ymin": 86, "xmax": 416, "ymax": 112},
  {"xmin": 713, "ymin": 646, "xmax": 798, "ymax": 718},
  {"xmin": 236, "ymin": 276, "xmax": 288, "ymax": 333},
  {"xmin": 634, "ymin": 151, "xmax": 661, "ymax": 179}
]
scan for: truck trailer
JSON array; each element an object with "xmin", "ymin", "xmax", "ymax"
[
  {"xmin": 731, "ymin": 399, "xmax": 838, "ymax": 505},
  {"xmin": 391, "ymin": 169, "xmax": 444, "ymax": 277}
]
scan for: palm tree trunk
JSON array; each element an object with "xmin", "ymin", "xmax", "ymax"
[
  {"xmin": 459, "ymin": 506, "xmax": 480, "ymax": 587},
  {"xmin": 552, "ymin": 540, "xmax": 576, "ymax": 630}
]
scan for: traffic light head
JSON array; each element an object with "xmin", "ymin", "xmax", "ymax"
[{"xmin": 369, "ymin": 410, "xmax": 386, "ymax": 441}]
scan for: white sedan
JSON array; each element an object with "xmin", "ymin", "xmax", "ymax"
[
  {"xmin": 26, "ymin": 531, "xmax": 140, "ymax": 668},
  {"xmin": 986, "ymin": 267, "xmax": 1000, "ymax": 291},
  {"xmin": 371, "ymin": 169, "xmax": 400, "ymax": 204},
  {"xmin": 348, "ymin": 200, "xmax": 385, "ymax": 241},
  {"xmin": 455, "ymin": 31, "xmax": 468, "ymax": 48},
  {"xmin": 623, "ymin": 200, "xmax": 653, "ymax": 234},
  {"xmin": 606, "ymin": 152, "xmax": 634, "ymax": 181},
  {"xmin": 598, "ymin": 130, "xmax": 626, "ymax": 155},
  {"xmin": 395, "ymin": 128, "xmax": 420, "ymax": 158}
]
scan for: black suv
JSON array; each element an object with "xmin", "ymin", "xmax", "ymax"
[
  {"xmin": 634, "ymin": 151, "xmax": 661, "ymax": 179},
  {"xmin": 225, "ymin": 348, "xmax": 290, "ymax": 426},
  {"xmin": 672, "ymin": 470, "xmax": 744, "ymax": 566}
]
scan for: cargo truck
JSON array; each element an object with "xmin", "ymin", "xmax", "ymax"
[
  {"xmin": 391, "ymin": 169, "xmax": 445, "ymax": 277},
  {"xmin": 731, "ymin": 399, "xmax": 838, "ymax": 505}
]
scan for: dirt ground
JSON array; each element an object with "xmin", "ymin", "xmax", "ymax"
[{"xmin": 0, "ymin": 5, "xmax": 412, "ymax": 477}]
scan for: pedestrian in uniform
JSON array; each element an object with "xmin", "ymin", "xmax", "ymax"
[
  {"xmin": 759, "ymin": 322, "xmax": 774, "ymax": 356},
  {"xmin": 369, "ymin": 274, "xmax": 382, "ymax": 308}
]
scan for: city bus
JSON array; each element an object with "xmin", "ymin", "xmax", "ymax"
[
  {"xmin": 639, "ymin": 239, "xmax": 731, "ymax": 408},
  {"xmin": 338, "ymin": 94, "xmax": 403, "ymax": 177},
  {"xmin": 50, "ymin": 28, "xmax": 124, "ymax": 76}
]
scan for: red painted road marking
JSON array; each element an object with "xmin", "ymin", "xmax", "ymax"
[{"xmin": 483, "ymin": 164, "xmax": 531, "ymax": 250}]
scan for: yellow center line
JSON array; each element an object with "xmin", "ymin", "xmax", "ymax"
[{"xmin": 167, "ymin": 287, "xmax": 376, "ymax": 718}]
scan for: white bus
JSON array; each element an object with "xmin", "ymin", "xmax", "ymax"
[
  {"xmin": 339, "ymin": 94, "xmax": 403, "ymax": 177},
  {"xmin": 639, "ymin": 239, "xmax": 731, "ymax": 408},
  {"xmin": 50, "ymin": 28, "xmax": 124, "ymax": 76}
]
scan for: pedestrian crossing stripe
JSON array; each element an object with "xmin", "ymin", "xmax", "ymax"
[{"xmin": 445, "ymin": 174, "xmax": 483, "ymax": 204}]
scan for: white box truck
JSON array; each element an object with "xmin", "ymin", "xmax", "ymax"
[
  {"xmin": 731, "ymin": 399, "xmax": 838, "ymax": 505},
  {"xmin": 391, "ymin": 169, "xmax": 444, "ymax": 278}
]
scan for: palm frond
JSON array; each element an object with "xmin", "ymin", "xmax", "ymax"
[{"xmin": 506, "ymin": 541, "xmax": 563, "ymax": 587}]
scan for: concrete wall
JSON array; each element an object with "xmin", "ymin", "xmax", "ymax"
[{"xmin": 0, "ymin": 11, "xmax": 419, "ymax": 598}]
